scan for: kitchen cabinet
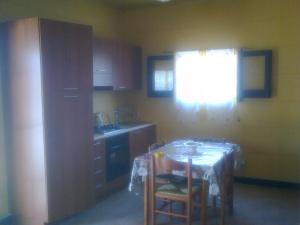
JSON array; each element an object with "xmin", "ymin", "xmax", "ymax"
[
  {"xmin": 93, "ymin": 38, "xmax": 114, "ymax": 89},
  {"xmin": 129, "ymin": 125, "xmax": 156, "ymax": 163},
  {"xmin": 93, "ymin": 38, "xmax": 142, "ymax": 90},
  {"xmin": 93, "ymin": 139, "xmax": 106, "ymax": 198},
  {"xmin": 113, "ymin": 42, "xmax": 142, "ymax": 91},
  {"xmin": 92, "ymin": 124, "xmax": 156, "ymax": 201},
  {"xmin": 2, "ymin": 18, "xmax": 94, "ymax": 225}
]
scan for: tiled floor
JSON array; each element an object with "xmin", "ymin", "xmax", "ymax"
[{"xmin": 57, "ymin": 184, "xmax": 300, "ymax": 225}]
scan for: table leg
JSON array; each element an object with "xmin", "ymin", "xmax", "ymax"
[
  {"xmin": 227, "ymin": 154, "xmax": 234, "ymax": 216},
  {"xmin": 144, "ymin": 175, "xmax": 149, "ymax": 225},
  {"xmin": 220, "ymin": 181, "xmax": 226, "ymax": 225},
  {"xmin": 201, "ymin": 180, "xmax": 208, "ymax": 225}
]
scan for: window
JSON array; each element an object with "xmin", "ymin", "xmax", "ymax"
[
  {"xmin": 175, "ymin": 49, "xmax": 238, "ymax": 106},
  {"xmin": 154, "ymin": 70, "xmax": 174, "ymax": 91},
  {"xmin": 147, "ymin": 55, "xmax": 174, "ymax": 97}
]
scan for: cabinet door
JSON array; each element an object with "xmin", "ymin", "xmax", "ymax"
[
  {"xmin": 129, "ymin": 125, "xmax": 156, "ymax": 162},
  {"xmin": 40, "ymin": 19, "xmax": 94, "ymax": 222},
  {"xmin": 113, "ymin": 42, "xmax": 142, "ymax": 91},
  {"xmin": 93, "ymin": 38, "xmax": 114, "ymax": 88}
]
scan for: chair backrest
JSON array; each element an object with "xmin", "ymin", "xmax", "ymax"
[
  {"xmin": 150, "ymin": 155, "xmax": 193, "ymax": 195},
  {"xmin": 153, "ymin": 155, "xmax": 185, "ymax": 174},
  {"xmin": 148, "ymin": 141, "xmax": 166, "ymax": 153}
]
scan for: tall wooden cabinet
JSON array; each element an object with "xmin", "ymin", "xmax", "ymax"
[{"xmin": 1, "ymin": 17, "xmax": 94, "ymax": 225}]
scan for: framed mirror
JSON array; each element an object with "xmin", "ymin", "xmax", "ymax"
[
  {"xmin": 147, "ymin": 55, "xmax": 174, "ymax": 97},
  {"xmin": 238, "ymin": 49, "xmax": 272, "ymax": 100}
]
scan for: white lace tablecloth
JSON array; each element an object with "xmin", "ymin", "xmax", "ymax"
[{"xmin": 129, "ymin": 138, "xmax": 240, "ymax": 196}]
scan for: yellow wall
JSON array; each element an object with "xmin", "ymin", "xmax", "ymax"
[
  {"xmin": 119, "ymin": 0, "xmax": 300, "ymax": 182},
  {"xmin": 0, "ymin": 0, "xmax": 122, "ymax": 218}
]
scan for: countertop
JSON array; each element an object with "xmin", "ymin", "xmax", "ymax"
[{"xmin": 93, "ymin": 122, "xmax": 155, "ymax": 141}]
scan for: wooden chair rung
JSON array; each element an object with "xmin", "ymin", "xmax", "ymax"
[{"xmin": 155, "ymin": 210, "xmax": 187, "ymax": 219}]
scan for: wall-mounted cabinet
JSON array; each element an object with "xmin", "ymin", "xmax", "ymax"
[
  {"xmin": 93, "ymin": 38, "xmax": 142, "ymax": 91},
  {"xmin": 93, "ymin": 38, "xmax": 114, "ymax": 89}
]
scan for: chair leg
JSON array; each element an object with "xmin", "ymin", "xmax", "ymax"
[
  {"xmin": 201, "ymin": 180, "xmax": 208, "ymax": 225},
  {"xmin": 151, "ymin": 189, "xmax": 156, "ymax": 225},
  {"xmin": 144, "ymin": 176, "xmax": 149, "ymax": 225},
  {"xmin": 178, "ymin": 202, "xmax": 184, "ymax": 222},
  {"xmin": 220, "ymin": 181, "xmax": 226, "ymax": 225},
  {"xmin": 168, "ymin": 200, "xmax": 173, "ymax": 222},
  {"xmin": 187, "ymin": 200, "xmax": 192, "ymax": 225},
  {"xmin": 213, "ymin": 196, "xmax": 217, "ymax": 210},
  {"xmin": 151, "ymin": 201, "xmax": 156, "ymax": 225}
]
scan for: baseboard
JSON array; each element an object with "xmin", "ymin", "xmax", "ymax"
[
  {"xmin": 234, "ymin": 176, "xmax": 300, "ymax": 189},
  {"xmin": 0, "ymin": 215, "xmax": 14, "ymax": 225}
]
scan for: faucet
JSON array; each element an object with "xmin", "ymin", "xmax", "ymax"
[{"xmin": 114, "ymin": 110, "xmax": 120, "ymax": 128}]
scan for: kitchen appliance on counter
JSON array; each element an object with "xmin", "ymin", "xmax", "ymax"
[
  {"xmin": 94, "ymin": 106, "xmax": 139, "ymax": 134},
  {"xmin": 94, "ymin": 112, "xmax": 119, "ymax": 134}
]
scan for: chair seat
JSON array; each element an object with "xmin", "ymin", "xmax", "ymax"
[{"xmin": 156, "ymin": 183, "xmax": 199, "ymax": 196}]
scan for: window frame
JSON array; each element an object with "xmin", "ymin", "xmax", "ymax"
[
  {"xmin": 238, "ymin": 49, "xmax": 272, "ymax": 100},
  {"xmin": 147, "ymin": 55, "xmax": 174, "ymax": 98}
]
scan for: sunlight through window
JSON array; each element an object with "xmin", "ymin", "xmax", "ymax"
[{"xmin": 175, "ymin": 49, "xmax": 237, "ymax": 107}]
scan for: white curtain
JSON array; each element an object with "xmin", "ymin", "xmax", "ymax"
[{"xmin": 175, "ymin": 49, "xmax": 238, "ymax": 111}]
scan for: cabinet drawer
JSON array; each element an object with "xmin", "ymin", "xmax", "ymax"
[
  {"xmin": 95, "ymin": 183, "xmax": 106, "ymax": 198},
  {"xmin": 94, "ymin": 157, "xmax": 105, "ymax": 172},
  {"xmin": 93, "ymin": 139, "xmax": 105, "ymax": 158},
  {"xmin": 94, "ymin": 170, "xmax": 105, "ymax": 186},
  {"xmin": 95, "ymin": 167, "xmax": 106, "ymax": 198}
]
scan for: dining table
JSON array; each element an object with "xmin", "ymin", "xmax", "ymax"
[{"xmin": 129, "ymin": 138, "xmax": 240, "ymax": 225}]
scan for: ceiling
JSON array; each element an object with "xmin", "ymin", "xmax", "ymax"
[{"xmin": 100, "ymin": 0, "xmax": 192, "ymax": 9}]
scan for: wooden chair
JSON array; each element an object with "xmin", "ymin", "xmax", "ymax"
[
  {"xmin": 148, "ymin": 141, "xmax": 166, "ymax": 153},
  {"xmin": 150, "ymin": 155, "xmax": 204, "ymax": 225},
  {"xmin": 192, "ymin": 137, "xmax": 235, "ymax": 225}
]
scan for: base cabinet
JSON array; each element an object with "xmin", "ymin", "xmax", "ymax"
[
  {"xmin": 129, "ymin": 125, "xmax": 156, "ymax": 162},
  {"xmin": 93, "ymin": 125, "xmax": 156, "ymax": 201},
  {"xmin": 93, "ymin": 139, "xmax": 106, "ymax": 199}
]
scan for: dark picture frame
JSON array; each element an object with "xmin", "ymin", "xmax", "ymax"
[
  {"xmin": 147, "ymin": 55, "xmax": 174, "ymax": 97},
  {"xmin": 238, "ymin": 49, "xmax": 272, "ymax": 100}
]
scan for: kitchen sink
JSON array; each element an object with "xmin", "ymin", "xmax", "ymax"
[
  {"xmin": 94, "ymin": 122, "xmax": 148, "ymax": 135},
  {"xmin": 94, "ymin": 124, "xmax": 123, "ymax": 134}
]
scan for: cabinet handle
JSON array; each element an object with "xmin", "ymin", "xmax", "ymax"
[
  {"xmin": 64, "ymin": 95, "xmax": 79, "ymax": 98},
  {"xmin": 111, "ymin": 144, "xmax": 121, "ymax": 150},
  {"xmin": 94, "ymin": 141, "xmax": 102, "ymax": 146},
  {"xmin": 94, "ymin": 156, "xmax": 102, "ymax": 160},
  {"xmin": 95, "ymin": 169, "xmax": 103, "ymax": 175},
  {"xmin": 63, "ymin": 88, "xmax": 79, "ymax": 90},
  {"xmin": 95, "ymin": 69, "xmax": 106, "ymax": 72},
  {"xmin": 96, "ymin": 184, "xmax": 103, "ymax": 189},
  {"xmin": 119, "ymin": 86, "xmax": 127, "ymax": 89}
]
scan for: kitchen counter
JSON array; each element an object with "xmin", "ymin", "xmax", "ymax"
[{"xmin": 94, "ymin": 122, "xmax": 155, "ymax": 141}]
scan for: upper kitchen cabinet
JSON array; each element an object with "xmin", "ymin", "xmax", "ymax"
[
  {"xmin": 93, "ymin": 38, "xmax": 114, "ymax": 89},
  {"xmin": 1, "ymin": 17, "xmax": 94, "ymax": 225},
  {"xmin": 93, "ymin": 38, "xmax": 142, "ymax": 91}
]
